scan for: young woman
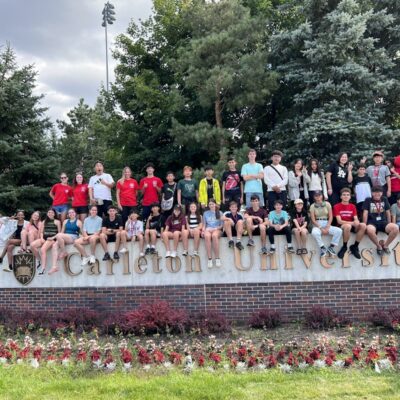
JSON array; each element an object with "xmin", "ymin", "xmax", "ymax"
[
  {"xmin": 290, "ymin": 199, "xmax": 309, "ymax": 255},
  {"xmin": 124, "ymin": 211, "xmax": 145, "ymax": 257},
  {"xmin": 162, "ymin": 205, "xmax": 188, "ymax": 258},
  {"xmin": 49, "ymin": 173, "xmax": 72, "ymax": 223},
  {"xmin": 326, "ymin": 152, "xmax": 353, "ymax": 205},
  {"xmin": 0, "ymin": 210, "xmax": 28, "ymax": 272},
  {"xmin": 288, "ymin": 159, "xmax": 310, "ymax": 209},
  {"xmin": 144, "ymin": 203, "xmax": 163, "ymax": 255},
  {"xmin": 19, "ymin": 211, "xmax": 42, "ymax": 253},
  {"xmin": 116, "ymin": 166, "xmax": 139, "ymax": 225},
  {"xmin": 202, "ymin": 199, "xmax": 223, "ymax": 268},
  {"xmin": 71, "ymin": 173, "xmax": 89, "ymax": 222},
  {"xmin": 30, "ymin": 209, "xmax": 61, "ymax": 274},
  {"xmin": 185, "ymin": 202, "xmax": 203, "ymax": 256},
  {"xmin": 48, "ymin": 208, "xmax": 82, "ymax": 275},
  {"xmin": 307, "ymin": 158, "xmax": 328, "ymax": 204}
]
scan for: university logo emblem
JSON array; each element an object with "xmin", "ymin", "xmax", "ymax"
[{"xmin": 13, "ymin": 254, "xmax": 36, "ymax": 286}]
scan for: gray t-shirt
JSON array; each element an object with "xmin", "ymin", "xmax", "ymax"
[
  {"xmin": 390, "ymin": 203, "xmax": 400, "ymax": 223},
  {"xmin": 366, "ymin": 165, "xmax": 390, "ymax": 187}
]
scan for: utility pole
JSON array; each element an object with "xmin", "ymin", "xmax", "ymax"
[{"xmin": 101, "ymin": 2, "xmax": 116, "ymax": 92}]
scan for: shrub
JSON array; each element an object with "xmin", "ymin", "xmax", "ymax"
[
  {"xmin": 56, "ymin": 308, "xmax": 101, "ymax": 332},
  {"xmin": 304, "ymin": 306, "xmax": 349, "ymax": 329},
  {"xmin": 248, "ymin": 309, "xmax": 282, "ymax": 329},
  {"xmin": 369, "ymin": 308, "xmax": 400, "ymax": 330},
  {"xmin": 189, "ymin": 310, "xmax": 231, "ymax": 334}
]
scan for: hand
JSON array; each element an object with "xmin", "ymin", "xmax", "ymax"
[
  {"xmin": 153, "ymin": 181, "xmax": 157, "ymax": 187},
  {"xmin": 90, "ymin": 198, "xmax": 96, "ymax": 205},
  {"xmin": 321, "ymin": 227, "xmax": 329, "ymax": 235},
  {"xmin": 328, "ymin": 189, "xmax": 333, "ymax": 195},
  {"xmin": 324, "ymin": 195, "xmax": 328, "ymax": 201},
  {"xmin": 275, "ymin": 225, "xmax": 282, "ymax": 231},
  {"xmin": 387, "ymin": 190, "xmax": 391, "ymax": 198},
  {"xmin": 257, "ymin": 217, "xmax": 263, "ymax": 223},
  {"xmin": 348, "ymin": 162, "xmax": 353, "ymax": 171},
  {"xmin": 118, "ymin": 204, "xmax": 122, "ymax": 211},
  {"xmin": 361, "ymin": 156, "xmax": 367, "ymax": 164},
  {"xmin": 143, "ymin": 183, "xmax": 148, "ymax": 189},
  {"xmin": 240, "ymin": 197, "xmax": 243, "ymax": 205}
]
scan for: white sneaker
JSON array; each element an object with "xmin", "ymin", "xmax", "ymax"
[
  {"xmin": 165, "ymin": 251, "xmax": 171, "ymax": 258},
  {"xmin": 207, "ymin": 259, "xmax": 213, "ymax": 269},
  {"xmin": 139, "ymin": 252, "xmax": 145, "ymax": 257},
  {"xmin": 215, "ymin": 258, "xmax": 222, "ymax": 267},
  {"xmin": 89, "ymin": 255, "xmax": 96, "ymax": 265},
  {"xmin": 171, "ymin": 251, "xmax": 177, "ymax": 258},
  {"xmin": 193, "ymin": 250, "xmax": 199, "ymax": 256},
  {"xmin": 81, "ymin": 257, "xmax": 90, "ymax": 266},
  {"xmin": 119, "ymin": 247, "xmax": 128, "ymax": 254}
]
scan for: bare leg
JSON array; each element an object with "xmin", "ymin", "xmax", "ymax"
[
  {"xmin": 212, "ymin": 231, "xmax": 221, "ymax": 258},
  {"xmin": 204, "ymin": 231, "xmax": 212, "ymax": 258},
  {"xmin": 173, "ymin": 231, "xmax": 181, "ymax": 251}
]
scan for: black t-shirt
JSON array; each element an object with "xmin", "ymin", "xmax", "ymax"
[
  {"xmin": 148, "ymin": 214, "xmax": 163, "ymax": 232},
  {"xmin": 328, "ymin": 162, "xmax": 350, "ymax": 191},
  {"xmin": 362, "ymin": 197, "xmax": 390, "ymax": 224},
  {"xmin": 161, "ymin": 183, "xmax": 177, "ymax": 202},
  {"xmin": 206, "ymin": 178, "xmax": 214, "ymax": 200},
  {"xmin": 289, "ymin": 209, "xmax": 309, "ymax": 228},
  {"xmin": 222, "ymin": 170, "xmax": 243, "ymax": 195},
  {"xmin": 102, "ymin": 216, "xmax": 123, "ymax": 230},
  {"xmin": 224, "ymin": 212, "xmax": 243, "ymax": 224}
]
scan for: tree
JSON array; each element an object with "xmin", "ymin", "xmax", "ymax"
[{"xmin": 0, "ymin": 45, "xmax": 58, "ymax": 214}]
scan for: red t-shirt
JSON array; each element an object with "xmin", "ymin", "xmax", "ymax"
[
  {"xmin": 117, "ymin": 178, "xmax": 139, "ymax": 206},
  {"xmin": 139, "ymin": 176, "xmax": 163, "ymax": 206},
  {"xmin": 165, "ymin": 214, "xmax": 186, "ymax": 232},
  {"xmin": 72, "ymin": 183, "xmax": 89, "ymax": 207},
  {"xmin": 51, "ymin": 183, "xmax": 72, "ymax": 206},
  {"xmin": 333, "ymin": 203, "xmax": 357, "ymax": 222}
]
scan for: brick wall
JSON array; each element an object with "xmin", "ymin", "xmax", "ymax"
[{"xmin": 1, "ymin": 279, "xmax": 399, "ymax": 321}]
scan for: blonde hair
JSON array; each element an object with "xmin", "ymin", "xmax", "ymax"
[{"xmin": 119, "ymin": 166, "xmax": 132, "ymax": 185}]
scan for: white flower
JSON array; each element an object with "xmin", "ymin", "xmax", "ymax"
[
  {"xmin": 105, "ymin": 362, "xmax": 116, "ymax": 371},
  {"xmin": 223, "ymin": 363, "xmax": 230, "ymax": 370},
  {"xmin": 185, "ymin": 355, "xmax": 193, "ymax": 366},
  {"xmin": 143, "ymin": 364, "xmax": 151, "ymax": 371},
  {"xmin": 377, "ymin": 359, "xmax": 393, "ymax": 371},
  {"xmin": 0, "ymin": 357, "xmax": 7, "ymax": 364},
  {"xmin": 374, "ymin": 362, "xmax": 381, "ymax": 374},
  {"xmin": 279, "ymin": 363, "xmax": 292, "ymax": 373},
  {"xmin": 16, "ymin": 359, "xmax": 23, "ymax": 365},
  {"xmin": 298, "ymin": 362, "xmax": 309, "ymax": 370},
  {"xmin": 183, "ymin": 364, "xmax": 194, "ymax": 374},
  {"xmin": 314, "ymin": 360, "xmax": 326, "ymax": 369},
  {"xmin": 333, "ymin": 360, "xmax": 345, "ymax": 368},
  {"xmin": 257, "ymin": 363, "xmax": 266, "ymax": 371},
  {"xmin": 62, "ymin": 359, "xmax": 69, "ymax": 367},
  {"xmin": 206, "ymin": 366, "xmax": 215, "ymax": 373},
  {"xmin": 30, "ymin": 358, "xmax": 39, "ymax": 368},
  {"xmin": 47, "ymin": 360, "xmax": 56, "ymax": 366},
  {"xmin": 123, "ymin": 362, "xmax": 132, "ymax": 371},
  {"xmin": 163, "ymin": 362, "xmax": 172, "ymax": 369},
  {"xmin": 93, "ymin": 359, "xmax": 102, "ymax": 368},
  {"xmin": 236, "ymin": 362, "xmax": 247, "ymax": 373}
]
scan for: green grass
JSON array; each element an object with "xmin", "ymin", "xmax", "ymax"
[{"xmin": 0, "ymin": 367, "xmax": 399, "ymax": 400}]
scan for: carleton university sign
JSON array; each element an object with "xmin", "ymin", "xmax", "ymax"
[{"xmin": 4, "ymin": 237, "xmax": 400, "ymax": 288}]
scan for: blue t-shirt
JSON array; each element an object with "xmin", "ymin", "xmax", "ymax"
[
  {"xmin": 268, "ymin": 210, "xmax": 289, "ymax": 225},
  {"xmin": 83, "ymin": 216, "xmax": 103, "ymax": 234},
  {"xmin": 241, "ymin": 162, "xmax": 263, "ymax": 193},
  {"xmin": 203, "ymin": 210, "xmax": 223, "ymax": 229}
]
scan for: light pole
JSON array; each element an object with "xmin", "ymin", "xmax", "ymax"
[{"xmin": 101, "ymin": 2, "xmax": 116, "ymax": 92}]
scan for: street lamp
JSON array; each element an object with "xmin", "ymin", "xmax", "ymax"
[{"xmin": 101, "ymin": 2, "xmax": 116, "ymax": 92}]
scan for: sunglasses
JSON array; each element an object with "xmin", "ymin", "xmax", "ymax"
[{"xmin": 61, "ymin": 176, "xmax": 68, "ymax": 179}]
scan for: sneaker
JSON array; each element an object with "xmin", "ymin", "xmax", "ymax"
[
  {"xmin": 228, "ymin": 240, "xmax": 234, "ymax": 249},
  {"xmin": 113, "ymin": 252, "xmax": 120, "ymax": 261},
  {"xmin": 182, "ymin": 250, "xmax": 188, "ymax": 257},
  {"xmin": 337, "ymin": 245, "xmax": 347, "ymax": 259},
  {"xmin": 171, "ymin": 251, "xmax": 177, "ymax": 258},
  {"xmin": 119, "ymin": 247, "xmax": 128, "ymax": 254},
  {"xmin": 215, "ymin": 258, "xmax": 222, "ymax": 267},
  {"xmin": 247, "ymin": 239, "xmax": 255, "ymax": 247},
  {"xmin": 327, "ymin": 246, "xmax": 336, "ymax": 256},
  {"xmin": 259, "ymin": 246, "xmax": 268, "ymax": 255},
  {"xmin": 165, "ymin": 251, "xmax": 171, "ymax": 258},
  {"xmin": 193, "ymin": 250, "xmax": 199, "ymax": 256},
  {"xmin": 38, "ymin": 267, "xmax": 46, "ymax": 275},
  {"xmin": 207, "ymin": 259, "xmax": 213, "ymax": 269},
  {"xmin": 287, "ymin": 246, "xmax": 295, "ymax": 254},
  {"xmin": 36, "ymin": 260, "xmax": 41, "ymax": 269},
  {"xmin": 235, "ymin": 242, "xmax": 244, "ymax": 251},
  {"xmin": 269, "ymin": 247, "xmax": 275, "ymax": 255},
  {"xmin": 139, "ymin": 252, "xmax": 145, "ymax": 257},
  {"xmin": 377, "ymin": 247, "xmax": 384, "ymax": 256},
  {"xmin": 320, "ymin": 246, "xmax": 327, "ymax": 257},
  {"xmin": 81, "ymin": 257, "xmax": 90, "ymax": 266},
  {"xmin": 349, "ymin": 244, "xmax": 360, "ymax": 259},
  {"xmin": 3, "ymin": 264, "xmax": 12, "ymax": 272},
  {"xmin": 145, "ymin": 247, "xmax": 151, "ymax": 255},
  {"xmin": 102, "ymin": 253, "xmax": 111, "ymax": 261},
  {"xmin": 150, "ymin": 247, "xmax": 157, "ymax": 255},
  {"xmin": 89, "ymin": 255, "xmax": 96, "ymax": 265},
  {"xmin": 383, "ymin": 246, "xmax": 391, "ymax": 255}
]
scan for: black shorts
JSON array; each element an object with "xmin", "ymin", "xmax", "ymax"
[
  {"xmin": 369, "ymin": 222, "xmax": 388, "ymax": 233},
  {"xmin": 252, "ymin": 225, "xmax": 261, "ymax": 236},
  {"xmin": 224, "ymin": 193, "xmax": 241, "ymax": 205},
  {"xmin": 75, "ymin": 206, "xmax": 89, "ymax": 215},
  {"xmin": 107, "ymin": 234, "xmax": 116, "ymax": 243},
  {"xmin": 223, "ymin": 227, "xmax": 238, "ymax": 237}
]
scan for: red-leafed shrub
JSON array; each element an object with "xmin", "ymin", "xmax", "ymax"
[
  {"xmin": 369, "ymin": 308, "xmax": 400, "ymax": 330},
  {"xmin": 248, "ymin": 309, "xmax": 282, "ymax": 329},
  {"xmin": 304, "ymin": 306, "xmax": 349, "ymax": 329},
  {"xmin": 56, "ymin": 308, "xmax": 101, "ymax": 332},
  {"xmin": 189, "ymin": 311, "xmax": 231, "ymax": 334}
]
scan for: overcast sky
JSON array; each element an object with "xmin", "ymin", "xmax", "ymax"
[{"xmin": 0, "ymin": 0, "xmax": 153, "ymax": 124}]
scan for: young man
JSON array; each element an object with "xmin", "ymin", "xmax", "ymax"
[
  {"xmin": 74, "ymin": 205, "xmax": 103, "ymax": 265},
  {"xmin": 88, "ymin": 161, "xmax": 115, "ymax": 218},
  {"xmin": 333, "ymin": 188, "xmax": 367, "ymax": 259},
  {"xmin": 99, "ymin": 205, "xmax": 124, "ymax": 261},
  {"xmin": 139, "ymin": 163, "xmax": 163, "ymax": 222},
  {"xmin": 241, "ymin": 149, "xmax": 264, "ymax": 208},
  {"xmin": 222, "ymin": 158, "xmax": 243, "ymax": 210},
  {"xmin": 160, "ymin": 171, "xmax": 177, "ymax": 220},
  {"xmin": 244, "ymin": 194, "xmax": 269, "ymax": 253},
  {"xmin": 199, "ymin": 166, "xmax": 221, "ymax": 209},
  {"xmin": 365, "ymin": 151, "xmax": 391, "ymax": 198},
  {"xmin": 177, "ymin": 166, "xmax": 198, "ymax": 214},
  {"xmin": 353, "ymin": 164, "xmax": 372, "ymax": 218},
  {"xmin": 223, "ymin": 201, "xmax": 244, "ymax": 250},
  {"xmin": 363, "ymin": 186, "xmax": 399, "ymax": 255},
  {"xmin": 264, "ymin": 150, "xmax": 288, "ymax": 211}
]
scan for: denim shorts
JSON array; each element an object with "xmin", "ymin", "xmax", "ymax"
[{"xmin": 53, "ymin": 204, "xmax": 69, "ymax": 214}]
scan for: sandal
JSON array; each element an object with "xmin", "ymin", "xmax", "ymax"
[
  {"xmin": 296, "ymin": 249, "xmax": 302, "ymax": 255},
  {"xmin": 302, "ymin": 248, "xmax": 308, "ymax": 255}
]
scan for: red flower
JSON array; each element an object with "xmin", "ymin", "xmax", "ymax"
[
  {"xmin": 247, "ymin": 356, "xmax": 258, "ymax": 368},
  {"xmin": 365, "ymin": 348, "xmax": 379, "ymax": 365},
  {"xmin": 325, "ymin": 357, "xmax": 333, "ymax": 366},
  {"xmin": 344, "ymin": 357, "xmax": 353, "ymax": 367},
  {"xmin": 169, "ymin": 352, "xmax": 182, "ymax": 365},
  {"xmin": 153, "ymin": 349, "xmax": 165, "ymax": 364},
  {"xmin": 327, "ymin": 349, "xmax": 336, "ymax": 361},
  {"xmin": 197, "ymin": 354, "xmax": 205, "ymax": 367},
  {"xmin": 352, "ymin": 346, "xmax": 362, "ymax": 361},
  {"xmin": 277, "ymin": 349, "xmax": 286, "ymax": 361},
  {"xmin": 76, "ymin": 350, "xmax": 87, "ymax": 362},
  {"xmin": 265, "ymin": 355, "xmax": 277, "ymax": 368},
  {"xmin": 305, "ymin": 356, "xmax": 314, "ymax": 365},
  {"xmin": 309, "ymin": 349, "xmax": 320, "ymax": 360},
  {"xmin": 18, "ymin": 347, "xmax": 30, "ymax": 359},
  {"xmin": 62, "ymin": 349, "xmax": 72, "ymax": 360},
  {"xmin": 121, "ymin": 349, "xmax": 133, "ymax": 364},
  {"xmin": 91, "ymin": 349, "xmax": 101, "ymax": 362},
  {"xmin": 209, "ymin": 352, "xmax": 222, "ymax": 364},
  {"xmin": 230, "ymin": 357, "xmax": 238, "ymax": 367},
  {"xmin": 137, "ymin": 348, "xmax": 151, "ymax": 365},
  {"xmin": 384, "ymin": 346, "xmax": 397, "ymax": 364},
  {"xmin": 237, "ymin": 347, "xmax": 247, "ymax": 361}
]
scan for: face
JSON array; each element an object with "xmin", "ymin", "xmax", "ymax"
[
  {"xmin": 76, "ymin": 174, "xmax": 83, "ymax": 184},
  {"xmin": 229, "ymin": 203, "xmax": 238, "ymax": 213},
  {"xmin": 272, "ymin": 155, "xmax": 281, "ymax": 164},
  {"xmin": 47, "ymin": 210, "xmax": 55, "ymax": 219},
  {"xmin": 151, "ymin": 206, "xmax": 160, "ymax": 214},
  {"xmin": 341, "ymin": 192, "xmax": 351, "ymax": 202},
  {"xmin": 129, "ymin": 213, "xmax": 138, "ymax": 220},
  {"xmin": 248, "ymin": 151, "xmax": 256, "ymax": 161},
  {"xmin": 16, "ymin": 211, "xmax": 25, "ymax": 220},
  {"xmin": 295, "ymin": 203, "xmax": 303, "ymax": 210},
  {"xmin": 146, "ymin": 166, "xmax": 155, "ymax": 175},
  {"xmin": 314, "ymin": 194, "xmax": 323, "ymax": 203},
  {"xmin": 124, "ymin": 168, "xmax": 132, "ymax": 178},
  {"xmin": 205, "ymin": 169, "xmax": 213, "ymax": 177},
  {"xmin": 339, "ymin": 154, "xmax": 348, "ymax": 165},
  {"xmin": 274, "ymin": 203, "xmax": 283, "ymax": 211},
  {"xmin": 397, "ymin": 198, "xmax": 400, "ymax": 205},
  {"xmin": 90, "ymin": 207, "xmax": 98, "ymax": 216},
  {"xmin": 228, "ymin": 160, "xmax": 236, "ymax": 169},
  {"xmin": 173, "ymin": 208, "xmax": 181, "ymax": 216},
  {"xmin": 358, "ymin": 167, "xmax": 366, "ymax": 175},
  {"xmin": 251, "ymin": 198, "xmax": 259, "ymax": 208},
  {"xmin": 166, "ymin": 173, "xmax": 174, "ymax": 182},
  {"xmin": 372, "ymin": 191, "xmax": 382, "ymax": 201},
  {"xmin": 183, "ymin": 168, "xmax": 192, "ymax": 178},
  {"xmin": 374, "ymin": 155, "xmax": 383, "ymax": 164},
  {"xmin": 68, "ymin": 209, "xmax": 76, "ymax": 219},
  {"xmin": 31, "ymin": 211, "xmax": 40, "ymax": 221},
  {"xmin": 311, "ymin": 161, "xmax": 317, "ymax": 171},
  {"xmin": 108, "ymin": 208, "xmax": 117, "ymax": 217},
  {"xmin": 60, "ymin": 174, "xmax": 68, "ymax": 183},
  {"xmin": 294, "ymin": 161, "xmax": 302, "ymax": 170},
  {"xmin": 189, "ymin": 203, "xmax": 197, "ymax": 213},
  {"xmin": 208, "ymin": 202, "xmax": 216, "ymax": 210},
  {"xmin": 95, "ymin": 163, "xmax": 104, "ymax": 174}
]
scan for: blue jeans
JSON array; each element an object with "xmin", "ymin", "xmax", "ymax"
[
  {"xmin": 245, "ymin": 192, "xmax": 265, "ymax": 208},
  {"xmin": 53, "ymin": 204, "xmax": 68, "ymax": 214}
]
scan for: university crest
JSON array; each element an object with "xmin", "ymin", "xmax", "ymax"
[{"xmin": 13, "ymin": 254, "xmax": 36, "ymax": 286}]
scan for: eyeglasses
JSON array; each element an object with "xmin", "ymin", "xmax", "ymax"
[{"xmin": 61, "ymin": 176, "xmax": 67, "ymax": 179}]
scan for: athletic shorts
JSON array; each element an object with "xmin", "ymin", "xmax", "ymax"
[
  {"xmin": 369, "ymin": 222, "xmax": 388, "ymax": 233},
  {"xmin": 74, "ymin": 206, "xmax": 89, "ymax": 215}
]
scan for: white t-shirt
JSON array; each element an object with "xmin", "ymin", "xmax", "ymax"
[
  {"xmin": 88, "ymin": 173, "xmax": 114, "ymax": 201},
  {"xmin": 264, "ymin": 164, "xmax": 288, "ymax": 191}
]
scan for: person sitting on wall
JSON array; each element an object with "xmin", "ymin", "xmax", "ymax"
[
  {"xmin": 99, "ymin": 205, "xmax": 124, "ymax": 262},
  {"xmin": 362, "ymin": 186, "xmax": 399, "ymax": 255},
  {"xmin": 223, "ymin": 200, "xmax": 244, "ymax": 251},
  {"xmin": 162, "ymin": 204, "xmax": 188, "ymax": 258},
  {"xmin": 289, "ymin": 198, "xmax": 309, "ymax": 255},
  {"xmin": 333, "ymin": 188, "xmax": 367, "ymax": 259},
  {"xmin": 144, "ymin": 203, "xmax": 163, "ymax": 255},
  {"xmin": 267, "ymin": 200, "xmax": 294, "ymax": 254},
  {"xmin": 124, "ymin": 211, "xmax": 145, "ymax": 257}
]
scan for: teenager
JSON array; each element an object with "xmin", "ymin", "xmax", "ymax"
[
  {"xmin": 30, "ymin": 209, "xmax": 61, "ymax": 274},
  {"xmin": 185, "ymin": 202, "xmax": 203, "ymax": 256},
  {"xmin": 352, "ymin": 164, "xmax": 372, "ymax": 219},
  {"xmin": 116, "ymin": 166, "xmax": 139, "ymax": 225},
  {"xmin": 199, "ymin": 166, "xmax": 221, "ymax": 209},
  {"xmin": 177, "ymin": 166, "xmax": 199, "ymax": 214},
  {"xmin": 310, "ymin": 191, "xmax": 342, "ymax": 257},
  {"xmin": 144, "ymin": 203, "xmax": 163, "ymax": 255},
  {"xmin": 326, "ymin": 152, "xmax": 353, "ymax": 205},
  {"xmin": 363, "ymin": 186, "xmax": 399, "ymax": 255},
  {"xmin": 48, "ymin": 208, "xmax": 82, "ymax": 274},
  {"xmin": 99, "ymin": 205, "xmax": 124, "ymax": 261},
  {"xmin": 223, "ymin": 201, "xmax": 244, "ymax": 250},
  {"xmin": 288, "ymin": 159, "xmax": 310, "ymax": 209},
  {"xmin": 333, "ymin": 188, "xmax": 367, "ymax": 259},
  {"xmin": 71, "ymin": 173, "xmax": 89, "ymax": 222},
  {"xmin": 139, "ymin": 163, "xmax": 163, "ymax": 222},
  {"xmin": 88, "ymin": 161, "xmax": 114, "ymax": 218},
  {"xmin": 244, "ymin": 194, "xmax": 269, "ymax": 253},
  {"xmin": 19, "ymin": 211, "xmax": 42, "ymax": 253},
  {"xmin": 307, "ymin": 158, "xmax": 328, "ymax": 204},
  {"xmin": 162, "ymin": 205, "xmax": 188, "ymax": 258},
  {"xmin": 222, "ymin": 158, "xmax": 243, "ymax": 210},
  {"xmin": 290, "ymin": 199, "xmax": 309, "ymax": 255},
  {"xmin": 264, "ymin": 150, "xmax": 288, "ymax": 211},
  {"xmin": 365, "ymin": 151, "xmax": 391, "ymax": 198},
  {"xmin": 124, "ymin": 211, "xmax": 145, "ymax": 257},
  {"xmin": 49, "ymin": 173, "xmax": 72, "ymax": 223},
  {"xmin": 267, "ymin": 200, "xmax": 294, "ymax": 254},
  {"xmin": 74, "ymin": 205, "xmax": 103, "ymax": 266},
  {"xmin": 202, "ymin": 199, "xmax": 224, "ymax": 268},
  {"xmin": 388, "ymin": 156, "xmax": 400, "ymax": 205},
  {"xmin": 241, "ymin": 149, "xmax": 264, "ymax": 207},
  {"xmin": 0, "ymin": 210, "xmax": 28, "ymax": 272},
  {"xmin": 391, "ymin": 194, "xmax": 400, "ymax": 228},
  {"xmin": 160, "ymin": 171, "xmax": 177, "ymax": 220}
]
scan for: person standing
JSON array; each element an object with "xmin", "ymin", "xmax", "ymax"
[
  {"xmin": 288, "ymin": 159, "xmax": 310, "ymax": 209},
  {"xmin": 241, "ymin": 149, "xmax": 264, "ymax": 208},
  {"xmin": 139, "ymin": 163, "xmax": 163, "ymax": 222},
  {"xmin": 326, "ymin": 152, "xmax": 353, "ymax": 206},
  {"xmin": 365, "ymin": 151, "xmax": 391, "ymax": 199},
  {"xmin": 88, "ymin": 161, "xmax": 114, "ymax": 218},
  {"xmin": 49, "ymin": 173, "xmax": 72, "ymax": 223},
  {"xmin": 160, "ymin": 171, "xmax": 178, "ymax": 220},
  {"xmin": 221, "ymin": 157, "xmax": 243, "ymax": 210},
  {"xmin": 116, "ymin": 166, "xmax": 139, "ymax": 225},
  {"xmin": 199, "ymin": 166, "xmax": 221, "ymax": 209},
  {"xmin": 71, "ymin": 173, "xmax": 89, "ymax": 222},
  {"xmin": 177, "ymin": 166, "xmax": 199, "ymax": 214},
  {"xmin": 307, "ymin": 158, "xmax": 328, "ymax": 204},
  {"xmin": 264, "ymin": 150, "xmax": 288, "ymax": 211},
  {"xmin": 389, "ymin": 156, "xmax": 400, "ymax": 205}
]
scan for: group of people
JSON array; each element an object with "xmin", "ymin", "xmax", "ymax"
[{"xmin": 1, "ymin": 149, "xmax": 400, "ymax": 273}]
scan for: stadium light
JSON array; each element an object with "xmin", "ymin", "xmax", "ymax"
[{"xmin": 101, "ymin": 2, "xmax": 116, "ymax": 92}]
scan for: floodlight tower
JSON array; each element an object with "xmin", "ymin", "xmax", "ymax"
[{"xmin": 101, "ymin": 2, "xmax": 116, "ymax": 92}]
